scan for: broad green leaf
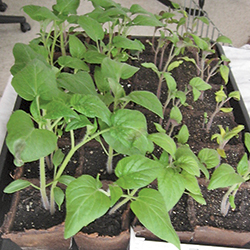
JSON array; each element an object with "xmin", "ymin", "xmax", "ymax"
[
  {"xmin": 108, "ymin": 78, "xmax": 125, "ymax": 100},
  {"xmin": 102, "ymin": 57, "xmax": 139, "ymax": 81},
  {"xmin": 23, "ymin": 5, "xmax": 60, "ymax": 21},
  {"xmin": 216, "ymin": 35, "xmax": 232, "ymax": 44},
  {"xmin": 53, "ymin": 0, "xmax": 80, "ymax": 15},
  {"xmin": 181, "ymin": 170, "xmax": 202, "ymax": 196},
  {"xmin": 4, "ymin": 179, "xmax": 31, "ymax": 193},
  {"xmin": 130, "ymin": 4, "xmax": 150, "ymax": 14},
  {"xmin": 237, "ymin": 153, "xmax": 249, "ymax": 176},
  {"xmin": 6, "ymin": 110, "xmax": 57, "ymax": 165},
  {"xmin": 65, "ymin": 115, "xmax": 93, "ymax": 132},
  {"xmin": 94, "ymin": 66, "xmax": 110, "ymax": 92},
  {"xmin": 170, "ymin": 106, "xmax": 182, "ymax": 124},
  {"xmin": 190, "ymin": 77, "xmax": 211, "ymax": 101},
  {"xmin": 11, "ymin": 43, "xmax": 48, "ymax": 75},
  {"xmin": 149, "ymin": 133, "xmax": 176, "ymax": 158},
  {"xmin": 101, "ymin": 109, "xmax": 153, "ymax": 155},
  {"xmin": 115, "ymin": 155, "xmax": 163, "ymax": 189},
  {"xmin": 131, "ymin": 189, "xmax": 180, "ymax": 249},
  {"xmin": 57, "ymin": 72, "xmax": 97, "ymax": 95},
  {"xmin": 54, "ymin": 186, "xmax": 65, "ymax": 210},
  {"xmin": 175, "ymin": 146, "xmax": 200, "ymax": 176},
  {"xmin": 58, "ymin": 175, "xmax": 76, "ymax": 186},
  {"xmin": 158, "ymin": 168, "xmax": 185, "ymax": 211},
  {"xmin": 11, "ymin": 59, "xmax": 59, "ymax": 101},
  {"xmin": 127, "ymin": 91, "xmax": 163, "ymax": 118},
  {"xmin": 44, "ymin": 100, "xmax": 78, "ymax": 119},
  {"xmin": 245, "ymin": 133, "xmax": 250, "ymax": 153},
  {"xmin": 191, "ymin": 34, "xmax": 209, "ymax": 51},
  {"xmin": 219, "ymin": 65, "xmax": 229, "ymax": 84},
  {"xmin": 163, "ymin": 72, "xmax": 176, "ymax": 91},
  {"xmin": 78, "ymin": 15, "xmax": 104, "ymax": 42},
  {"xmin": 208, "ymin": 163, "xmax": 245, "ymax": 190},
  {"xmin": 71, "ymin": 94, "xmax": 111, "ymax": 125},
  {"xmin": 228, "ymin": 91, "xmax": 240, "ymax": 101},
  {"xmin": 88, "ymin": 0, "xmax": 118, "ymax": 8},
  {"xmin": 83, "ymin": 50, "xmax": 107, "ymax": 64},
  {"xmin": 52, "ymin": 149, "xmax": 65, "ymax": 168},
  {"xmin": 189, "ymin": 193, "xmax": 206, "ymax": 205},
  {"xmin": 58, "ymin": 56, "xmax": 89, "ymax": 71},
  {"xmin": 65, "ymin": 175, "xmax": 111, "ymax": 238},
  {"xmin": 181, "ymin": 56, "xmax": 196, "ymax": 65},
  {"xmin": 167, "ymin": 60, "xmax": 183, "ymax": 72},
  {"xmin": 113, "ymin": 36, "xmax": 144, "ymax": 51},
  {"xmin": 198, "ymin": 148, "xmax": 220, "ymax": 169},
  {"xmin": 69, "ymin": 35, "xmax": 87, "ymax": 59},
  {"xmin": 132, "ymin": 15, "xmax": 164, "ymax": 27},
  {"xmin": 109, "ymin": 184, "xmax": 123, "ymax": 207},
  {"xmin": 175, "ymin": 125, "xmax": 189, "ymax": 144}
]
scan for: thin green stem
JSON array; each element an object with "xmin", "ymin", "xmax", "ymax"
[
  {"xmin": 106, "ymin": 146, "xmax": 114, "ymax": 174},
  {"xmin": 70, "ymin": 130, "xmax": 75, "ymax": 149},
  {"xmin": 39, "ymin": 157, "xmax": 50, "ymax": 210}
]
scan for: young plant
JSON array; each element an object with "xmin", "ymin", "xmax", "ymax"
[
  {"xmin": 208, "ymin": 133, "xmax": 250, "ymax": 216},
  {"xmin": 211, "ymin": 124, "xmax": 244, "ymax": 159},
  {"xmin": 206, "ymin": 85, "xmax": 240, "ymax": 132}
]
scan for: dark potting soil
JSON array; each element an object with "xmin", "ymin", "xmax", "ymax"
[{"xmin": 2, "ymin": 36, "xmax": 250, "ymax": 239}]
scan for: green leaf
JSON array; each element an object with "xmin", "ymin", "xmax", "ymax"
[
  {"xmin": 65, "ymin": 175, "xmax": 111, "ymax": 239},
  {"xmin": 131, "ymin": 189, "xmax": 180, "ymax": 249},
  {"xmin": 53, "ymin": 0, "xmax": 80, "ymax": 15},
  {"xmin": 220, "ymin": 107, "xmax": 233, "ymax": 113},
  {"xmin": 237, "ymin": 153, "xmax": 249, "ymax": 176},
  {"xmin": 228, "ymin": 91, "xmax": 240, "ymax": 101},
  {"xmin": 52, "ymin": 149, "xmax": 65, "ymax": 168},
  {"xmin": 54, "ymin": 186, "xmax": 65, "ymax": 210},
  {"xmin": 127, "ymin": 91, "xmax": 163, "ymax": 118},
  {"xmin": 163, "ymin": 72, "xmax": 176, "ymax": 91},
  {"xmin": 245, "ymin": 133, "xmax": 250, "ymax": 153},
  {"xmin": 71, "ymin": 94, "xmax": 111, "ymax": 125},
  {"xmin": 189, "ymin": 77, "xmax": 211, "ymax": 101},
  {"xmin": 102, "ymin": 57, "xmax": 139, "ymax": 81},
  {"xmin": 175, "ymin": 146, "xmax": 200, "ymax": 176},
  {"xmin": 44, "ymin": 100, "xmax": 78, "ymax": 119},
  {"xmin": 112, "ymin": 36, "xmax": 144, "ymax": 51},
  {"xmin": 189, "ymin": 193, "xmax": 206, "ymax": 205},
  {"xmin": 175, "ymin": 125, "xmax": 189, "ymax": 144},
  {"xmin": 170, "ymin": 106, "xmax": 182, "ymax": 124},
  {"xmin": 109, "ymin": 184, "xmax": 123, "ymax": 207},
  {"xmin": 23, "ymin": 5, "xmax": 60, "ymax": 21},
  {"xmin": 115, "ymin": 155, "xmax": 163, "ymax": 189},
  {"xmin": 11, "ymin": 59, "xmax": 59, "ymax": 101},
  {"xmin": 101, "ymin": 109, "xmax": 153, "ymax": 155},
  {"xmin": 83, "ymin": 50, "xmax": 107, "ymax": 64},
  {"xmin": 11, "ymin": 43, "xmax": 48, "ymax": 75},
  {"xmin": 4, "ymin": 179, "xmax": 31, "ymax": 193},
  {"xmin": 158, "ymin": 168, "xmax": 185, "ymax": 211},
  {"xmin": 208, "ymin": 163, "xmax": 245, "ymax": 190},
  {"xmin": 6, "ymin": 110, "xmax": 57, "ymax": 165},
  {"xmin": 58, "ymin": 56, "xmax": 89, "ymax": 71},
  {"xmin": 78, "ymin": 15, "xmax": 104, "ymax": 42},
  {"xmin": 130, "ymin": 4, "xmax": 150, "ymax": 14},
  {"xmin": 191, "ymin": 34, "xmax": 209, "ymax": 51},
  {"xmin": 132, "ymin": 15, "xmax": 164, "ymax": 27},
  {"xmin": 58, "ymin": 175, "xmax": 76, "ymax": 186},
  {"xmin": 149, "ymin": 133, "xmax": 176, "ymax": 158},
  {"xmin": 141, "ymin": 62, "xmax": 160, "ymax": 77},
  {"xmin": 69, "ymin": 35, "xmax": 86, "ymax": 59},
  {"xmin": 57, "ymin": 72, "xmax": 97, "ymax": 95},
  {"xmin": 198, "ymin": 148, "xmax": 220, "ymax": 169},
  {"xmin": 167, "ymin": 60, "xmax": 183, "ymax": 72},
  {"xmin": 65, "ymin": 115, "xmax": 93, "ymax": 132},
  {"xmin": 94, "ymin": 66, "xmax": 110, "ymax": 93},
  {"xmin": 216, "ymin": 35, "xmax": 232, "ymax": 44},
  {"xmin": 219, "ymin": 65, "xmax": 229, "ymax": 84},
  {"xmin": 181, "ymin": 170, "xmax": 202, "ymax": 196}
]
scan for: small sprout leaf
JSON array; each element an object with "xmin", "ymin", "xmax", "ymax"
[
  {"xmin": 54, "ymin": 186, "xmax": 64, "ymax": 210},
  {"xmin": 58, "ymin": 175, "xmax": 76, "ymax": 186},
  {"xmin": 4, "ymin": 179, "xmax": 31, "ymax": 193},
  {"xmin": 198, "ymin": 148, "xmax": 220, "ymax": 169}
]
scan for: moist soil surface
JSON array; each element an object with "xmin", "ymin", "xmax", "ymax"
[{"xmin": 1, "ymin": 37, "xmax": 249, "ymax": 242}]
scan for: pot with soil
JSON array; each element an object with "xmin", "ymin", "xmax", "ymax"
[{"xmin": 1, "ymin": 0, "xmax": 250, "ymax": 250}]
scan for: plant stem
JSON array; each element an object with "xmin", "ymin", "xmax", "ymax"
[
  {"xmin": 106, "ymin": 146, "xmax": 114, "ymax": 174},
  {"xmin": 109, "ymin": 189, "xmax": 138, "ymax": 215},
  {"xmin": 39, "ymin": 157, "xmax": 50, "ymax": 210}
]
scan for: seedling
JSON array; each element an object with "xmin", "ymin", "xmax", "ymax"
[{"xmin": 206, "ymin": 85, "xmax": 240, "ymax": 132}]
